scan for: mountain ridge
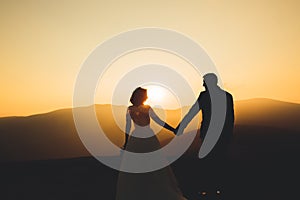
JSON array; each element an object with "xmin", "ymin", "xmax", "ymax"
[
  {"xmin": 1, "ymin": 98, "xmax": 299, "ymax": 119},
  {"xmin": 0, "ymin": 98, "xmax": 299, "ymax": 162}
]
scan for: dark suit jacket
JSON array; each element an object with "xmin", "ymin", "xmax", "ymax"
[{"xmin": 179, "ymin": 87, "xmax": 234, "ymax": 158}]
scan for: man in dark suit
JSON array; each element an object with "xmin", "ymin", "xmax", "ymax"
[{"xmin": 175, "ymin": 73, "xmax": 234, "ymax": 199}]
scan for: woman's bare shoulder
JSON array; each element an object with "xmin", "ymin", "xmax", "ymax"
[
  {"xmin": 144, "ymin": 104, "xmax": 151, "ymax": 108},
  {"xmin": 128, "ymin": 105, "xmax": 151, "ymax": 111}
]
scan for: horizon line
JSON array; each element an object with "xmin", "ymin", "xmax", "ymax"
[{"xmin": 1, "ymin": 97, "xmax": 300, "ymax": 118}]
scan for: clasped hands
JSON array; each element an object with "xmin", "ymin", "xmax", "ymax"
[{"xmin": 171, "ymin": 124, "xmax": 183, "ymax": 136}]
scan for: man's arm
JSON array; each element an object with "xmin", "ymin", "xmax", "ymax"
[{"xmin": 176, "ymin": 94, "xmax": 201, "ymax": 135}]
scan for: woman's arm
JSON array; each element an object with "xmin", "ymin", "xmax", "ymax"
[
  {"xmin": 149, "ymin": 107, "xmax": 175, "ymax": 132},
  {"xmin": 124, "ymin": 108, "xmax": 132, "ymax": 149}
]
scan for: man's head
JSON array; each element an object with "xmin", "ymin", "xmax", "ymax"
[{"xmin": 203, "ymin": 73, "xmax": 218, "ymax": 89}]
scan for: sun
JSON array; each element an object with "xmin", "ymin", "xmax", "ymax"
[
  {"xmin": 143, "ymin": 84, "xmax": 181, "ymax": 109},
  {"xmin": 146, "ymin": 85, "xmax": 165, "ymax": 102}
]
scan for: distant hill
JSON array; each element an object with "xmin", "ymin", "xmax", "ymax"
[
  {"xmin": 0, "ymin": 98, "xmax": 299, "ymax": 162},
  {"xmin": 0, "ymin": 108, "xmax": 89, "ymax": 161},
  {"xmin": 234, "ymin": 98, "xmax": 300, "ymax": 131}
]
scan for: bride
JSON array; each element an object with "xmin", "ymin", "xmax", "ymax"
[{"xmin": 116, "ymin": 87, "xmax": 187, "ymax": 200}]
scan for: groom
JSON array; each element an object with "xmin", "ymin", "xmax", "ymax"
[{"xmin": 175, "ymin": 73, "xmax": 234, "ymax": 198}]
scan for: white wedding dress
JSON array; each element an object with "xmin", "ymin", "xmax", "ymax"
[{"xmin": 115, "ymin": 105, "xmax": 187, "ymax": 200}]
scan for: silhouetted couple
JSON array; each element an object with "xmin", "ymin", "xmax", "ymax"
[{"xmin": 116, "ymin": 73, "xmax": 234, "ymax": 200}]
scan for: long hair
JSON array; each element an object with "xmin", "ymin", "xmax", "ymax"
[{"xmin": 130, "ymin": 87, "xmax": 147, "ymax": 106}]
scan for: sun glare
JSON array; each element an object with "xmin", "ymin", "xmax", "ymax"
[
  {"xmin": 143, "ymin": 85, "xmax": 180, "ymax": 109},
  {"xmin": 146, "ymin": 85, "xmax": 165, "ymax": 102}
]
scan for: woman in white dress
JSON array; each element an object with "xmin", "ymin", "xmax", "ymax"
[{"xmin": 116, "ymin": 87, "xmax": 187, "ymax": 200}]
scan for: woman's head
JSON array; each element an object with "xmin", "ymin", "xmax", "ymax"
[{"xmin": 130, "ymin": 87, "xmax": 148, "ymax": 106}]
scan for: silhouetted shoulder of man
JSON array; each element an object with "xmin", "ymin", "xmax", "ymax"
[{"xmin": 176, "ymin": 73, "xmax": 234, "ymax": 159}]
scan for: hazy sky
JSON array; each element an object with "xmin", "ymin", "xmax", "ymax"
[{"xmin": 1, "ymin": 0, "xmax": 300, "ymax": 117}]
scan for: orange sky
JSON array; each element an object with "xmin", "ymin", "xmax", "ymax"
[{"xmin": 0, "ymin": 0, "xmax": 300, "ymax": 117}]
